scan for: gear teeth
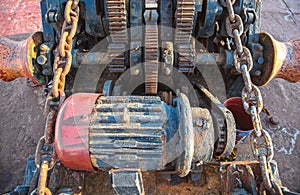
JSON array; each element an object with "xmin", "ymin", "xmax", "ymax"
[
  {"xmin": 107, "ymin": 0, "xmax": 128, "ymax": 72},
  {"xmin": 144, "ymin": 24, "xmax": 159, "ymax": 94},
  {"xmin": 175, "ymin": 0, "xmax": 196, "ymax": 73}
]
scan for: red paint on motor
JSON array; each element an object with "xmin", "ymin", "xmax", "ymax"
[{"xmin": 55, "ymin": 93, "xmax": 99, "ymax": 171}]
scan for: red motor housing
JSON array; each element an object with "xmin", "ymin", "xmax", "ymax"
[{"xmin": 55, "ymin": 93, "xmax": 99, "ymax": 171}]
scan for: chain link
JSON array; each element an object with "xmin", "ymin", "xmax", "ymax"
[
  {"xmin": 52, "ymin": 0, "xmax": 79, "ymax": 100},
  {"xmin": 222, "ymin": 0, "xmax": 282, "ymax": 194},
  {"xmin": 34, "ymin": 1, "xmax": 79, "ymax": 194}
]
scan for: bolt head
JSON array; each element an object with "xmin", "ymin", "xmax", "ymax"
[
  {"xmin": 196, "ymin": 120, "xmax": 203, "ymax": 127},
  {"xmin": 40, "ymin": 44, "xmax": 49, "ymax": 52},
  {"xmin": 37, "ymin": 55, "xmax": 47, "ymax": 65},
  {"xmin": 42, "ymin": 69, "xmax": 49, "ymax": 75},
  {"xmin": 254, "ymin": 70, "xmax": 262, "ymax": 76},
  {"xmin": 134, "ymin": 69, "xmax": 140, "ymax": 75},
  {"xmin": 257, "ymin": 57, "xmax": 264, "ymax": 65},
  {"xmin": 165, "ymin": 67, "xmax": 171, "ymax": 75},
  {"xmin": 165, "ymin": 56, "xmax": 172, "ymax": 65}
]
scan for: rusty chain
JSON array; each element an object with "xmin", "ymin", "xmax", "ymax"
[
  {"xmin": 33, "ymin": 1, "xmax": 79, "ymax": 194},
  {"xmin": 222, "ymin": 0, "xmax": 282, "ymax": 194},
  {"xmin": 52, "ymin": 0, "xmax": 79, "ymax": 101}
]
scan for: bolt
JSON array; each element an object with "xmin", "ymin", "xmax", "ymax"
[
  {"xmin": 42, "ymin": 69, "xmax": 49, "ymax": 75},
  {"xmin": 257, "ymin": 57, "xmax": 264, "ymax": 65},
  {"xmin": 81, "ymin": 114, "xmax": 88, "ymax": 120},
  {"xmin": 196, "ymin": 120, "xmax": 203, "ymax": 127},
  {"xmin": 40, "ymin": 44, "xmax": 49, "ymax": 53},
  {"xmin": 77, "ymin": 39, "xmax": 83, "ymax": 45},
  {"xmin": 164, "ymin": 55, "xmax": 172, "ymax": 65},
  {"xmin": 133, "ymin": 69, "xmax": 140, "ymax": 75},
  {"xmin": 268, "ymin": 116, "xmax": 280, "ymax": 125},
  {"xmin": 165, "ymin": 67, "xmax": 171, "ymax": 75},
  {"xmin": 254, "ymin": 44, "xmax": 262, "ymax": 52},
  {"xmin": 37, "ymin": 55, "xmax": 47, "ymax": 65},
  {"xmin": 134, "ymin": 44, "xmax": 140, "ymax": 51},
  {"xmin": 254, "ymin": 70, "xmax": 262, "ymax": 76},
  {"xmin": 47, "ymin": 10, "xmax": 57, "ymax": 23}
]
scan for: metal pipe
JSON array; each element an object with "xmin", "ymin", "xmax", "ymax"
[{"xmin": 75, "ymin": 52, "xmax": 227, "ymax": 66}]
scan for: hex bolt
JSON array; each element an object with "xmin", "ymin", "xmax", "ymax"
[{"xmin": 37, "ymin": 55, "xmax": 47, "ymax": 65}]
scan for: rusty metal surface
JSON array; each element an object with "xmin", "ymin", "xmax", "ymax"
[
  {"xmin": 253, "ymin": 33, "xmax": 300, "ymax": 86},
  {"xmin": 144, "ymin": 2, "xmax": 159, "ymax": 94},
  {"xmin": 220, "ymin": 160, "xmax": 284, "ymax": 195},
  {"xmin": 48, "ymin": 163, "xmax": 84, "ymax": 194},
  {"xmin": 74, "ymin": 51, "xmax": 227, "ymax": 67},
  {"xmin": 1, "ymin": 0, "xmax": 299, "ymax": 194},
  {"xmin": 0, "ymin": 32, "xmax": 43, "ymax": 84},
  {"xmin": 83, "ymin": 163, "xmax": 222, "ymax": 195},
  {"xmin": 276, "ymin": 38, "xmax": 300, "ymax": 83},
  {"xmin": 196, "ymin": 84, "xmax": 236, "ymax": 158},
  {"xmin": 107, "ymin": 0, "xmax": 127, "ymax": 72},
  {"xmin": 0, "ymin": 0, "xmax": 41, "ymax": 36},
  {"xmin": 175, "ymin": 0, "xmax": 196, "ymax": 73}
]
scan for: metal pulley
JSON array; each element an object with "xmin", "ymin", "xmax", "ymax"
[
  {"xmin": 252, "ymin": 32, "xmax": 300, "ymax": 86},
  {"xmin": 0, "ymin": 32, "xmax": 46, "ymax": 85}
]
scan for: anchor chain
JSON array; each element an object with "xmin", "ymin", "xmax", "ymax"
[
  {"xmin": 222, "ymin": 0, "xmax": 282, "ymax": 194},
  {"xmin": 34, "ymin": 0, "xmax": 79, "ymax": 194}
]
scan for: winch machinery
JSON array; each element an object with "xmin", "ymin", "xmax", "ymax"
[{"xmin": 1, "ymin": 0, "xmax": 300, "ymax": 194}]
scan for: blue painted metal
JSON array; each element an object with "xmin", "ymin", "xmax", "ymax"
[
  {"xmin": 88, "ymin": 94, "xmax": 215, "ymax": 175},
  {"xmin": 6, "ymin": 158, "xmax": 37, "ymax": 195},
  {"xmin": 195, "ymin": 0, "xmax": 223, "ymax": 38}
]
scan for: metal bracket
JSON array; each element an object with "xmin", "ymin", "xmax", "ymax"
[{"xmin": 110, "ymin": 169, "xmax": 145, "ymax": 195}]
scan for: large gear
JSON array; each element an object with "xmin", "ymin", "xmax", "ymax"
[
  {"xmin": 175, "ymin": 0, "xmax": 196, "ymax": 73},
  {"xmin": 107, "ymin": 0, "xmax": 128, "ymax": 72},
  {"xmin": 144, "ymin": 1, "xmax": 159, "ymax": 94},
  {"xmin": 144, "ymin": 17, "xmax": 159, "ymax": 94}
]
